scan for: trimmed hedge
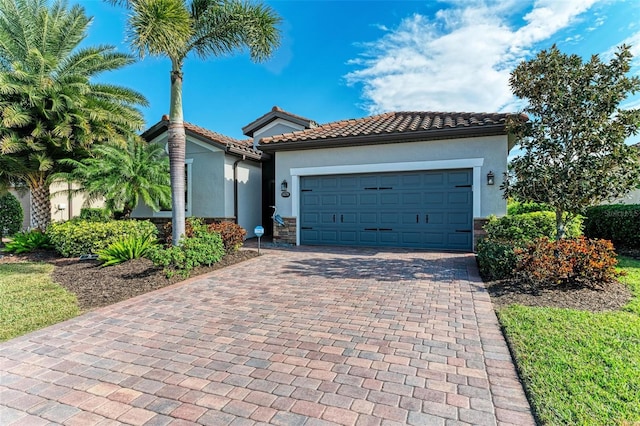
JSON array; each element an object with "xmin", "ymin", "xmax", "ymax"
[
  {"xmin": 483, "ymin": 211, "xmax": 583, "ymax": 242},
  {"xmin": 47, "ymin": 219, "xmax": 157, "ymax": 257},
  {"xmin": 507, "ymin": 200, "xmax": 553, "ymax": 215},
  {"xmin": 583, "ymin": 204, "xmax": 640, "ymax": 249}
]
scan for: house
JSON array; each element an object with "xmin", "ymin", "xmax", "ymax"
[
  {"xmin": 134, "ymin": 107, "xmax": 520, "ymax": 251},
  {"xmin": 248, "ymin": 107, "xmax": 520, "ymax": 251},
  {"xmin": 131, "ymin": 116, "xmax": 264, "ymax": 236}
]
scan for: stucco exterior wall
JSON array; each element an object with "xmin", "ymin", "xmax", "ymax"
[
  {"xmin": 272, "ymin": 134, "xmax": 510, "ymax": 220},
  {"xmin": 236, "ymin": 161, "xmax": 263, "ymax": 236},
  {"xmin": 10, "ymin": 182, "xmax": 102, "ymax": 230}
]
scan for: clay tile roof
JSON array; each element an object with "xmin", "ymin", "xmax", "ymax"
[
  {"xmin": 258, "ymin": 111, "xmax": 517, "ymax": 149},
  {"xmin": 142, "ymin": 117, "xmax": 262, "ymax": 160}
]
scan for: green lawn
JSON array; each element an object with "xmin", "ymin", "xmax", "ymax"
[
  {"xmin": 0, "ymin": 262, "xmax": 80, "ymax": 341},
  {"xmin": 497, "ymin": 256, "xmax": 640, "ymax": 425}
]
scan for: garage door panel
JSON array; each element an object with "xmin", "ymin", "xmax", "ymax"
[
  {"xmin": 448, "ymin": 212, "xmax": 472, "ymax": 226},
  {"xmin": 380, "ymin": 193, "xmax": 400, "ymax": 204},
  {"xmin": 402, "ymin": 192, "xmax": 422, "ymax": 205},
  {"xmin": 339, "ymin": 231, "xmax": 357, "ymax": 243},
  {"xmin": 424, "ymin": 192, "xmax": 445, "ymax": 204},
  {"xmin": 360, "ymin": 230, "xmax": 377, "ymax": 243},
  {"xmin": 360, "ymin": 176, "xmax": 378, "ymax": 188},
  {"xmin": 448, "ymin": 192, "xmax": 471, "ymax": 204},
  {"xmin": 302, "ymin": 193, "xmax": 320, "ymax": 206},
  {"xmin": 359, "ymin": 212, "xmax": 378, "ymax": 224},
  {"xmin": 359, "ymin": 193, "xmax": 378, "ymax": 205},
  {"xmin": 341, "ymin": 212, "xmax": 357, "ymax": 224},
  {"xmin": 340, "ymin": 194, "xmax": 357, "ymax": 206},
  {"xmin": 300, "ymin": 169, "xmax": 472, "ymax": 251},
  {"xmin": 320, "ymin": 212, "xmax": 335, "ymax": 224}
]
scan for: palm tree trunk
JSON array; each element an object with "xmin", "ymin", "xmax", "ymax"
[
  {"xmin": 168, "ymin": 63, "xmax": 186, "ymax": 246},
  {"xmin": 30, "ymin": 182, "xmax": 51, "ymax": 230}
]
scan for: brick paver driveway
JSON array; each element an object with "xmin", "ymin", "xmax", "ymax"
[{"xmin": 1, "ymin": 246, "xmax": 534, "ymax": 426}]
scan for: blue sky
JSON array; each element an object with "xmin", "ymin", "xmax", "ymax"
[{"xmin": 82, "ymin": 0, "xmax": 640, "ymax": 143}]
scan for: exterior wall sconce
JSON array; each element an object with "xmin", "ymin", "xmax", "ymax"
[
  {"xmin": 487, "ymin": 171, "xmax": 495, "ymax": 185},
  {"xmin": 280, "ymin": 179, "xmax": 290, "ymax": 198}
]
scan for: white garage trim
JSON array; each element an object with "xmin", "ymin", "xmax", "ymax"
[{"xmin": 290, "ymin": 158, "xmax": 484, "ymax": 246}]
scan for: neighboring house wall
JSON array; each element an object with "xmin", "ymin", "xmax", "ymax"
[
  {"xmin": 10, "ymin": 182, "xmax": 102, "ymax": 230},
  {"xmin": 611, "ymin": 189, "xmax": 640, "ymax": 205},
  {"xmin": 272, "ymin": 134, "xmax": 509, "ymax": 221}
]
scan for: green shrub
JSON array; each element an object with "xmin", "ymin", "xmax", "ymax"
[
  {"xmin": 207, "ymin": 222, "xmax": 246, "ymax": 253},
  {"xmin": 477, "ymin": 212, "xmax": 583, "ymax": 280},
  {"xmin": 0, "ymin": 192, "xmax": 23, "ymax": 239},
  {"xmin": 514, "ymin": 237, "xmax": 619, "ymax": 289},
  {"xmin": 484, "ymin": 211, "xmax": 582, "ymax": 242},
  {"xmin": 583, "ymin": 204, "xmax": 640, "ymax": 249},
  {"xmin": 79, "ymin": 207, "xmax": 111, "ymax": 222},
  {"xmin": 3, "ymin": 230, "xmax": 53, "ymax": 254},
  {"xmin": 47, "ymin": 219, "xmax": 157, "ymax": 257},
  {"xmin": 507, "ymin": 200, "xmax": 553, "ymax": 215},
  {"xmin": 98, "ymin": 233, "xmax": 157, "ymax": 266},
  {"xmin": 148, "ymin": 218, "xmax": 224, "ymax": 277},
  {"xmin": 476, "ymin": 238, "xmax": 519, "ymax": 281}
]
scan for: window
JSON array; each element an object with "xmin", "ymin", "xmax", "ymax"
[{"xmin": 155, "ymin": 159, "xmax": 193, "ymax": 217}]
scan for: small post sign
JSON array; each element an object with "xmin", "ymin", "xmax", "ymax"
[{"xmin": 254, "ymin": 226, "xmax": 264, "ymax": 254}]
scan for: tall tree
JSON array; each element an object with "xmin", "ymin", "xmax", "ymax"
[
  {"xmin": 0, "ymin": 0, "xmax": 147, "ymax": 229},
  {"xmin": 54, "ymin": 138, "xmax": 171, "ymax": 218},
  {"xmin": 504, "ymin": 44, "xmax": 640, "ymax": 239},
  {"xmin": 109, "ymin": 0, "xmax": 280, "ymax": 245}
]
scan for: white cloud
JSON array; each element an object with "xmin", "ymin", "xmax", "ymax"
[{"xmin": 346, "ymin": 0, "xmax": 600, "ymax": 114}]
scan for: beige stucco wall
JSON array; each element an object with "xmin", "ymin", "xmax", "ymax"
[
  {"xmin": 272, "ymin": 134, "xmax": 510, "ymax": 221},
  {"xmin": 10, "ymin": 182, "xmax": 103, "ymax": 230}
]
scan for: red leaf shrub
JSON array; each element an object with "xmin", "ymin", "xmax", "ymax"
[
  {"xmin": 514, "ymin": 237, "xmax": 619, "ymax": 289},
  {"xmin": 207, "ymin": 222, "xmax": 246, "ymax": 253}
]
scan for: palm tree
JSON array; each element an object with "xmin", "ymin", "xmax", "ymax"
[
  {"xmin": 109, "ymin": 0, "xmax": 280, "ymax": 245},
  {"xmin": 0, "ymin": 0, "xmax": 147, "ymax": 229},
  {"xmin": 54, "ymin": 138, "xmax": 171, "ymax": 218}
]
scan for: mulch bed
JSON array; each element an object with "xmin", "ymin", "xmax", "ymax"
[
  {"xmin": 486, "ymin": 279, "xmax": 633, "ymax": 312},
  {"xmin": 0, "ymin": 249, "xmax": 258, "ymax": 311},
  {"xmin": 486, "ymin": 248, "xmax": 638, "ymax": 312}
]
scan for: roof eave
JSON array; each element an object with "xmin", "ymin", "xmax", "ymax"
[{"xmin": 258, "ymin": 124, "xmax": 508, "ymax": 152}]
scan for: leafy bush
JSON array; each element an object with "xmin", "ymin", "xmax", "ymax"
[
  {"xmin": 79, "ymin": 207, "xmax": 111, "ymax": 222},
  {"xmin": 484, "ymin": 211, "xmax": 583, "ymax": 242},
  {"xmin": 0, "ymin": 192, "xmax": 23, "ymax": 239},
  {"xmin": 507, "ymin": 200, "xmax": 553, "ymax": 215},
  {"xmin": 47, "ymin": 219, "xmax": 157, "ymax": 257},
  {"xmin": 476, "ymin": 239, "xmax": 519, "ymax": 281},
  {"xmin": 514, "ymin": 237, "xmax": 619, "ymax": 289},
  {"xmin": 98, "ymin": 233, "xmax": 157, "ymax": 266},
  {"xmin": 3, "ymin": 230, "xmax": 53, "ymax": 254},
  {"xmin": 148, "ymin": 218, "xmax": 224, "ymax": 277},
  {"xmin": 477, "ymin": 212, "xmax": 583, "ymax": 280},
  {"xmin": 207, "ymin": 222, "xmax": 246, "ymax": 253},
  {"xmin": 583, "ymin": 204, "xmax": 640, "ymax": 249}
]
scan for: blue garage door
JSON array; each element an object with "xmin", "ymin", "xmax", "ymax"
[{"xmin": 300, "ymin": 169, "xmax": 473, "ymax": 251}]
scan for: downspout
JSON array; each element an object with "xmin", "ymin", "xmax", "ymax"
[
  {"xmin": 232, "ymin": 155, "xmax": 246, "ymax": 224},
  {"xmin": 67, "ymin": 182, "xmax": 72, "ymax": 221}
]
